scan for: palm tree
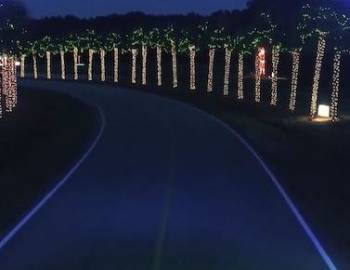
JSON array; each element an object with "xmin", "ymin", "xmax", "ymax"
[
  {"xmin": 178, "ymin": 29, "xmax": 199, "ymax": 91},
  {"xmin": 127, "ymin": 29, "xmax": 144, "ymax": 84},
  {"xmin": 80, "ymin": 30, "xmax": 100, "ymax": 81},
  {"xmin": 38, "ymin": 36, "xmax": 54, "ymax": 80},
  {"xmin": 57, "ymin": 38, "xmax": 70, "ymax": 80},
  {"xmin": 105, "ymin": 33, "xmax": 122, "ymax": 83},
  {"xmin": 149, "ymin": 28, "xmax": 166, "ymax": 87},
  {"xmin": 66, "ymin": 34, "xmax": 82, "ymax": 80},
  {"xmin": 164, "ymin": 26, "xmax": 178, "ymax": 88},
  {"xmin": 28, "ymin": 40, "xmax": 40, "ymax": 79},
  {"xmin": 222, "ymin": 35, "xmax": 239, "ymax": 96},
  {"xmin": 247, "ymin": 13, "xmax": 275, "ymax": 103},
  {"xmin": 16, "ymin": 40, "xmax": 32, "ymax": 78}
]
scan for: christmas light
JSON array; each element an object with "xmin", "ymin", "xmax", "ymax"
[
  {"xmin": 254, "ymin": 48, "xmax": 263, "ymax": 102},
  {"xmin": 100, "ymin": 49, "xmax": 106, "ymax": 82},
  {"xmin": 88, "ymin": 49, "xmax": 94, "ymax": 81},
  {"xmin": 189, "ymin": 45, "xmax": 196, "ymax": 90},
  {"xmin": 237, "ymin": 53, "xmax": 244, "ymax": 100},
  {"xmin": 46, "ymin": 51, "xmax": 51, "ymax": 80},
  {"xmin": 270, "ymin": 45, "xmax": 281, "ymax": 106},
  {"xmin": 207, "ymin": 48, "xmax": 215, "ymax": 93},
  {"xmin": 330, "ymin": 50, "xmax": 341, "ymax": 121},
  {"xmin": 114, "ymin": 47, "xmax": 119, "ymax": 83},
  {"xmin": 289, "ymin": 49, "xmax": 301, "ymax": 111},
  {"xmin": 0, "ymin": 56, "xmax": 17, "ymax": 116},
  {"xmin": 60, "ymin": 50, "xmax": 66, "ymax": 80},
  {"xmin": 157, "ymin": 45, "xmax": 162, "ymax": 86},
  {"xmin": 310, "ymin": 33, "xmax": 327, "ymax": 118},
  {"xmin": 142, "ymin": 45, "xmax": 147, "ymax": 85},
  {"xmin": 171, "ymin": 40, "xmax": 178, "ymax": 88},
  {"xmin": 223, "ymin": 46, "xmax": 232, "ymax": 96},
  {"xmin": 32, "ymin": 52, "xmax": 38, "ymax": 79},
  {"xmin": 131, "ymin": 48, "xmax": 138, "ymax": 84},
  {"xmin": 73, "ymin": 47, "xmax": 78, "ymax": 80},
  {"xmin": 20, "ymin": 55, "xmax": 25, "ymax": 78}
]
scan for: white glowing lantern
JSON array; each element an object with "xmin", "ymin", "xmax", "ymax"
[{"xmin": 318, "ymin": 105, "xmax": 330, "ymax": 118}]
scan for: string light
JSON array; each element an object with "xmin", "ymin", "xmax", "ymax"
[
  {"xmin": 131, "ymin": 48, "xmax": 138, "ymax": 84},
  {"xmin": 207, "ymin": 48, "xmax": 215, "ymax": 93},
  {"xmin": 310, "ymin": 33, "xmax": 326, "ymax": 118},
  {"xmin": 270, "ymin": 45, "xmax": 281, "ymax": 106},
  {"xmin": 254, "ymin": 48, "xmax": 263, "ymax": 102},
  {"xmin": 46, "ymin": 51, "xmax": 51, "ymax": 80},
  {"xmin": 20, "ymin": 55, "xmax": 25, "ymax": 78},
  {"xmin": 171, "ymin": 40, "xmax": 178, "ymax": 88},
  {"xmin": 32, "ymin": 52, "xmax": 38, "ymax": 79},
  {"xmin": 100, "ymin": 48, "xmax": 106, "ymax": 82},
  {"xmin": 237, "ymin": 53, "xmax": 244, "ymax": 100},
  {"xmin": 60, "ymin": 50, "xmax": 66, "ymax": 80},
  {"xmin": 289, "ymin": 49, "xmax": 301, "ymax": 111},
  {"xmin": 142, "ymin": 45, "xmax": 147, "ymax": 85},
  {"xmin": 73, "ymin": 47, "xmax": 78, "ymax": 80},
  {"xmin": 0, "ymin": 56, "xmax": 17, "ymax": 116},
  {"xmin": 88, "ymin": 49, "xmax": 94, "ymax": 81},
  {"xmin": 157, "ymin": 45, "xmax": 162, "ymax": 86},
  {"xmin": 189, "ymin": 45, "xmax": 196, "ymax": 90},
  {"xmin": 330, "ymin": 49, "xmax": 341, "ymax": 121},
  {"xmin": 223, "ymin": 46, "xmax": 232, "ymax": 96},
  {"xmin": 114, "ymin": 47, "xmax": 119, "ymax": 83}
]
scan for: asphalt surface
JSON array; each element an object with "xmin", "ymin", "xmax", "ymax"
[{"xmin": 0, "ymin": 80, "xmax": 333, "ymax": 270}]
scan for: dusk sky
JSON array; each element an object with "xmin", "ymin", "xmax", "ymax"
[{"xmin": 22, "ymin": 0, "xmax": 249, "ymax": 18}]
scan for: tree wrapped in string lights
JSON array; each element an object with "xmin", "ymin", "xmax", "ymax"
[
  {"xmin": 57, "ymin": 38, "xmax": 71, "ymax": 80},
  {"xmin": 127, "ymin": 29, "xmax": 145, "ymax": 84},
  {"xmin": 16, "ymin": 40, "xmax": 32, "ymax": 78},
  {"xmin": 235, "ymin": 35, "xmax": 250, "ymax": 100},
  {"xmin": 163, "ymin": 26, "xmax": 179, "ymax": 88},
  {"xmin": 105, "ymin": 33, "xmax": 122, "ymax": 83},
  {"xmin": 37, "ymin": 36, "xmax": 54, "ymax": 80},
  {"xmin": 80, "ymin": 30, "xmax": 100, "ymax": 81},
  {"xmin": 149, "ymin": 28, "xmax": 167, "ymax": 87},
  {"xmin": 66, "ymin": 34, "xmax": 83, "ymax": 80},
  {"xmin": 247, "ymin": 12, "xmax": 275, "ymax": 103}
]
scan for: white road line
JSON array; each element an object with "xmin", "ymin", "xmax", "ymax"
[
  {"xmin": 185, "ymin": 104, "xmax": 338, "ymax": 270},
  {"xmin": 0, "ymin": 105, "xmax": 106, "ymax": 251}
]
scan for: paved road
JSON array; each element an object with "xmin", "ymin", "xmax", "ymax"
[{"xmin": 0, "ymin": 80, "xmax": 333, "ymax": 270}]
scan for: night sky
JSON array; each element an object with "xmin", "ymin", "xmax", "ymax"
[{"xmin": 22, "ymin": 0, "xmax": 248, "ymax": 18}]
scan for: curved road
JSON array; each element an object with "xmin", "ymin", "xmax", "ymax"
[{"xmin": 0, "ymin": 80, "xmax": 333, "ymax": 270}]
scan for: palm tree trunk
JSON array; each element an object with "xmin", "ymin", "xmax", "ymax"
[
  {"xmin": 157, "ymin": 45, "xmax": 162, "ymax": 86},
  {"xmin": 238, "ymin": 53, "xmax": 244, "ymax": 100},
  {"xmin": 113, "ymin": 47, "xmax": 119, "ymax": 83},
  {"xmin": 20, "ymin": 55, "xmax": 26, "ymax": 78},
  {"xmin": 207, "ymin": 48, "xmax": 215, "ymax": 93},
  {"xmin": 100, "ymin": 49, "xmax": 106, "ymax": 82},
  {"xmin": 330, "ymin": 49, "xmax": 342, "ymax": 121},
  {"xmin": 60, "ymin": 50, "xmax": 66, "ymax": 80},
  {"xmin": 32, "ymin": 53, "xmax": 38, "ymax": 79},
  {"xmin": 88, "ymin": 49, "xmax": 94, "ymax": 81},
  {"xmin": 223, "ymin": 47, "xmax": 232, "ymax": 96},
  {"xmin": 142, "ymin": 45, "xmax": 147, "ymax": 85},
  {"xmin": 131, "ymin": 48, "xmax": 138, "ymax": 84},
  {"xmin": 171, "ymin": 40, "xmax": 178, "ymax": 88},
  {"xmin": 289, "ymin": 49, "xmax": 301, "ymax": 111},
  {"xmin": 46, "ymin": 51, "xmax": 51, "ymax": 80},
  {"xmin": 310, "ymin": 34, "xmax": 327, "ymax": 118},
  {"xmin": 73, "ymin": 47, "xmax": 78, "ymax": 80},
  {"xmin": 189, "ymin": 45, "xmax": 196, "ymax": 90},
  {"xmin": 270, "ymin": 45, "xmax": 281, "ymax": 106}
]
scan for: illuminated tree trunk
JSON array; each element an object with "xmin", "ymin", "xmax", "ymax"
[
  {"xmin": 131, "ymin": 48, "xmax": 138, "ymax": 84},
  {"xmin": 189, "ymin": 45, "xmax": 196, "ymax": 90},
  {"xmin": 46, "ymin": 51, "xmax": 51, "ymax": 80},
  {"xmin": 113, "ymin": 47, "xmax": 119, "ymax": 83},
  {"xmin": 255, "ymin": 52, "xmax": 261, "ymax": 102},
  {"xmin": 88, "ymin": 49, "xmax": 94, "ymax": 81},
  {"xmin": 60, "ymin": 50, "xmax": 66, "ymax": 80},
  {"xmin": 32, "ymin": 53, "xmax": 38, "ymax": 79},
  {"xmin": 157, "ymin": 45, "xmax": 162, "ymax": 86},
  {"xmin": 310, "ymin": 34, "xmax": 327, "ymax": 118},
  {"xmin": 223, "ymin": 46, "xmax": 232, "ymax": 96},
  {"xmin": 289, "ymin": 49, "xmax": 301, "ymax": 111},
  {"xmin": 207, "ymin": 48, "xmax": 215, "ymax": 93},
  {"xmin": 270, "ymin": 45, "xmax": 281, "ymax": 106},
  {"xmin": 100, "ymin": 49, "xmax": 106, "ymax": 82},
  {"xmin": 171, "ymin": 40, "xmax": 178, "ymax": 88},
  {"xmin": 20, "ymin": 55, "xmax": 25, "ymax": 78},
  {"xmin": 237, "ymin": 52, "xmax": 244, "ymax": 100},
  {"xmin": 73, "ymin": 47, "xmax": 78, "ymax": 80},
  {"xmin": 142, "ymin": 45, "xmax": 147, "ymax": 85},
  {"xmin": 330, "ymin": 50, "xmax": 342, "ymax": 121}
]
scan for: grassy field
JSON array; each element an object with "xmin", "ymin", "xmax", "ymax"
[{"xmin": 0, "ymin": 88, "xmax": 97, "ymax": 238}]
